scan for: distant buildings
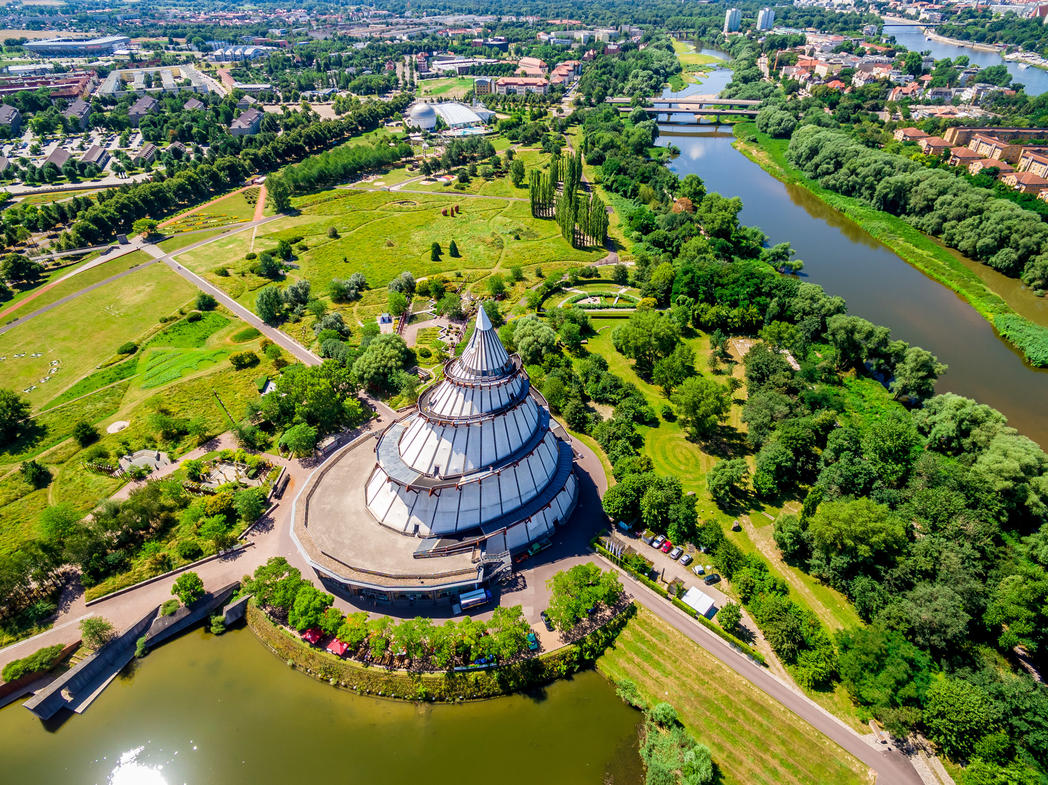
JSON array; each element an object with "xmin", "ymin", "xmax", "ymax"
[
  {"xmin": 183, "ymin": 97, "xmax": 204, "ymax": 111},
  {"xmin": 0, "ymin": 71, "xmax": 94, "ymax": 99},
  {"xmin": 43, "ymin": 148, "xmax": 72, "ymax": 169},
  {"xmin": 474, "ymin": 76, "xmax": 494, "ymax": 96},
  {"xmin": 757, "ymin": 7, "xmax": 776, "ymax": 31},
  {"xmin": 24, "ymin": 35, "xmax": 129, "ymax": 58},
  {"xmin": 97, "ymin": 65, "xmax": 211, "ymax": 97},
  {"xmin": 495, "ymin": 76, "xmax": 548, "ymax": 95},
  {"xmin": 230, "ymin": 107, "xmax": 263, "ymax": 136},
  {"xmin": 134, "ymin": 142, "xmax": 158, "ymax": 165},
  {"xmin": 724, "ymin": 8, "xmax": 741, "ymax": 33},
  {"xmin": 515, "ymin": 56, "xmax": 548, "ymax": 77},
  {"xmin": 550, "ymin": 60, "xmax": 581, "ymax": 86}
]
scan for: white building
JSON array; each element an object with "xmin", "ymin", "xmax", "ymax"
[
  {"xmin": 724, "ymin": 7, "xmax": 742, "ymax": 32},
  {"xmin": 364, "ymin": 307, "xmax": 578, "ymax": 551},
  {"xmin": 757, "ymin": 7, "xmax": 776, "ymax": 31}
]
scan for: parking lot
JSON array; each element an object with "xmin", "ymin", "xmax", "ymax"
[{"xmin": 608, "ymin": 527, "xmax": 731, "ymax": 613}]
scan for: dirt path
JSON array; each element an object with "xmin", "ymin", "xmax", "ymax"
[{"xmin": 252, "ymin": 183, "xmax": 267, "ymax": 222}]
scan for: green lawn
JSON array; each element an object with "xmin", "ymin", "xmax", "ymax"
[
  {"xmin": 163, "ymin": 187, "xmax": 260, "ymax": 233},
  {"xmin": 0, "ymin": 262, "xmax": 195, "ymax": 408},
  {"xmin": 15, "ymin": 187, "xmax": 102, "ymax": 207},
  {"xmin": 418, "ymin": 76, "xmax": 473, "ymax": 97},
  {"xmin": 139, "ymin": 347, "xmax": 230, "ymax": 388},
  {"xmin": 156, "ymin": 227, "xmax": 231, "ymax": 254},
  {"xmin": 0, "ymin": 250, "xmax": 154, "ymax": 321},
  {"xmin": 597, "ymin": 608, "xmax": 869, "ymax": 785}
]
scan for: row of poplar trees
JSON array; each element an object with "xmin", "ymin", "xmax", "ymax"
[{"xmin": 528, "ymin": 149, "xmax": 609, "ymax": 249}]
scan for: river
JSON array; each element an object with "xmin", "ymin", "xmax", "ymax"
[
  {"xmin": 0, "ymin": 626, "xmax": 643, "ymax": 785},
  {"xmin": 659, "ymin": 61, "xmax": 1048, "ymax": 447},
  {"xmin": 885, "ymin": 23, "xmax": 1048, "ymax": 96}
]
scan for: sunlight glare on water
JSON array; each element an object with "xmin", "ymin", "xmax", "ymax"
[{"xmin": 107, "ymin": 746, "xmax": 170, "ymax": 785}]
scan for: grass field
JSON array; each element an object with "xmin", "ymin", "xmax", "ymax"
[
  {"xmin": 162, "ymin": 188, "xmax": 261, "ymax": 233},
  {"xmin": 418, "ymin": 76, "xmax": 473, "ymax": 97},
  {"xmin": 177, "ymin": 188, "xmax": 605, "ymax": 333},
  {"xmin": 0, "ymin": 263, "xmax": 195, "ymax": 407},
  {"xmin": 597, "ymin": 608, "xmax": 869, "ymax": 785},
  {"xmin": 139, "ymin": 347, "xmax": 230, "ymax": 387},
  {"xmin": 0, "ymin": 250, "xmax": 154, "ymax": 321},
  {"xmin": 156, "ymin": 227, "xmax": 231, "ymax": 254},
  {"xmin": 16, "ymin": 187, "xmax": 102, "ymax": 206}
]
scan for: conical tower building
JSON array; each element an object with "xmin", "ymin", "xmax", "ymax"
[{"xmin": 365, "ymin": 306, "xmax": 578, "ymax": 552}]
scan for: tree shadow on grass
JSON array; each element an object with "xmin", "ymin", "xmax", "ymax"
[
  {"xmin": 0, "ymin": 420, "xmax": 48, "ymax": 460},
  {"xmin": 698, "ymin": 424, "xmax": 749, "ymax": 460}
]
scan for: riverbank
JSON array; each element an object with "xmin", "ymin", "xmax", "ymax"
[
  {"xmin": 247, "ymin": 601, "xmax": 636, "ymax": 702},
  {"xmin": 925, "ymin": 30, "xmax": 1004, "ymax": 53},
  {"xmin": 731, "ymin": 122, "xmax": 1048, "ymax": 367}
]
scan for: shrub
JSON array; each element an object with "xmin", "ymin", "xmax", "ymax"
[
  {"xmin": 20, "ymin": 460, "xmax": 51, "ymax": 489},
  {"xmin": 195, "ymin": 293, "xmax": 217, "ymax": 311},
  {"xmin": 177, "ymin": 538, "xmax": 204, "ymax": 561},
  {"xmin": 160, "ymin": 599, "xmax": 180, "ymax": 616},
  {"xmin": 80, "ymin": 616, "xmax": 115, "ymax": 650},
  {"xmin": 172, "ymin": 572, "xmax": 205, "ymax": 605},
  {"xmin": 230, "ymin": 351, "xmax": 260, "ymax": 370},
  {"xmin": 72, "ymin": 420, "xmax": 99, "ymax": 447},
  {"xmin": 210, "ymin": 614, "xmax": 226, "ymax": 635},
  {"xmin": 117, "ymin": 341, "xmax": 138, "ymax": 355},
  {"xmin": 185, "ymin": 311, "xmax": 202, "ymax": 322},
  {"xmin": 1, "ymin": 644, "xmax": 65, "ymax": 682}
]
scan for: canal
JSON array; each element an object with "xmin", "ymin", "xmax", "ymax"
[
  {"xmin": 886, "ymin": 23, "xmax": 1048, "ymax": 96},
  {"xmin": 659, "ymin": 61, "xmax": 1048, "ymax": 446},
  {"xmin": 0, "ymin": 626, "xmax": 643, "ymax": 785}
]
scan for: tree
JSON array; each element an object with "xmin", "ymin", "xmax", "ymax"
[
  {"xmin": 388, "ymin": 290, "xmax": 408, "ymax": 316},
  {"xmin": 38, "ymin": 503, "xmax": 80, "ymax": 542},
  {"xmin": 449, "ymin": 239, "xmax": 460, "ymax": 257},
  {"xmin": 891, "ymin": 347, "xmax": 946, "ymax": 403},
  {"xmin": 431, "ymin": 241, "xmax": 442, "ymax": 261},
  {"xmin": 131, "ymin": 217, "xmax": 158, "ymax": 237},
  {"xmin": 612, "ymin": 310, "xmax": 681, "ymax": 379},
  {"xmin": 80, "ymin": 616, "xmax": 114, "ymax": 650},
  {"xmin": 172, "ymin": 572, "xmax": 205, "ymax": 605},
  {"xmin": 510, "ymin": 158, "xmax": 525, "ymax": 187},
  {"xmin": 486, "ymin": 273, "xmax": 506, "ymax": 299},
  {"xmin": 244, "ymin": 557, "xmax": 303, "ymax": 614},
  {"xmin": 280, "ymin": 423, "xmax": 318, "ymax": 457},
  {"xmin": 195, "ymin": 292, "xmax": 217, "ymax": 311},
  {"xmin": 256, "ymin": 286, "xmax": 283, "ymax": 324},
  {"xmin": 510, "ymin": 317, "xmax": 557, "ymax": 365},
  {"xmin": 72, "ymin": 420, "xmax": 99, "ymax": 447},
  {"xmin": 20, "ymin": 460, "xmax": 50, "ymax": 489},
  {"xmin": 673, "ymin": 376, "xmax": 730, "ymax": 440},
  {"xmin": 545, "ymin": 563, "xmax": 623, "ymax": 631},
  {"xmin": 0, "ymin": 388, "xmax": 32, "ymax": 447},
  {"xmin": 923, "ymin": 676, "xmax": 994, "ymax": 760},
  {"xmin": 718, "ymin": 602, "xmax": 743, "ymax": 636},
  {"xmin": 707, "ymin": 459, "xmax": 750, "ymax": 508},
  {"xmin": 288, "ymin": 584, "xmax": 334, "ymax": 631},
  {"xmin": 234, "ymin": 487, "xmax": 266, "ymax": 522},
  {"xmin": 652, "ymin": 344, "xmax": 694, "ymax": 396},
  {"xmin": 806, "ymin": 498, "xmax": 907, "ymax": 584},
  {"xmin": 353, "ymin": 333, "xmax": 410, "ymax": 393}
]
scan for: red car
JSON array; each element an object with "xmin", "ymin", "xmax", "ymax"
[{"xmin": 660, "ymin": 540, "xmax": 674, "ymax": 553}]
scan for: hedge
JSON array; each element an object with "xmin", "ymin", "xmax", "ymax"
[
  {"xmin": 592, "ymin": 540, "xmax": 767, "ymax": 666},
  {"xmin": 247, "ymin": 601, "xmax": 636, "ymax": 702},
  {"xmin": 2, "ymin": 644, "xmax": 65, "ymax": 683}
]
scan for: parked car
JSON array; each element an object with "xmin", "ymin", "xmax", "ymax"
[
  {"xmin": 680, "ymin": 553, "xmax": 693, "ymax": 566},
  {"xmin": 640, "ymin": 531, "xmax": 655, "ymax": 545},
  {"xmin": 526, "ymin": 632, "xmax": 539, "ymax": 651},
  {"xmin": 660, "ymin": 540, "xmax": 674, "ymax": 553},
  {"xmin": 669, "ymin": 547, "xmax": 683, "ymax": 560},
  {"xmin": 704, "ymin": 573, "xmax": 721, "ymax": 586},
  {"xmin": 651, "ymin": 535, "xmax": 666, "ymax": 549},
  {"xmin": 540, "ymin": 611, "xmax": 554, "ymax": 631},
  {"xmin": 692, "ymin": 564, "xmax": 705, "ymax": 576}
]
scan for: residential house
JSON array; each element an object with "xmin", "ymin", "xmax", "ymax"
[
  {"xmin": 1001, "ymin": 171, "xmax": 1048, "ymax": 193},
  {"xmin": 80, "ymin": 144, "xmax": 109, "ymax": 169},
  {"xmin": 236, "ymin": 94, "xmax": 258, "ymax": 110},
  {"xmin": 1017, "ymin": 148, "xmax": 1048, "ymax": 178},
  {"xmin": 135, "ymin": 142, "xmax": 158, "ymax": 165},
  {"xmin": 894, "ymin": 126, "xmax": 928, "ymax": 142},
  {"xmin": 43, "ymin": 147, "xmax": 72, "ymax": 169},
  {"xmin": 63, "ymin": 97, "xmax": 91, "ymax": 130},
  {"xmin": 918, "ymin": 136, "xmax": 951, "ymax": 155},
  {"xmin": 0, "ymin": 103, "xmax": 21, "ymax": 134},
  {"xmin": 128, "ymin": 95, "xmax": 158, "ymax": 126},
  {"xmin": 968, "ymin": 133, "xmax": 1021, "ymax": 163},
  {"xmin": 949, "ymin": 146, "xmax": 983, "ymax": 166},
  {"xmin": 230, "ymin": 107, "xmax": 263, "ymax": 136},
  {"xmin": 968, "ymin": 158, "xmax": 1016, "ymax": 176},
  {"xmin": 183, "ymin": 97, "xmax": 205, "ymax": 111}
]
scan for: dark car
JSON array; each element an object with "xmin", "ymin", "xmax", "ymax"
[
  {"xmin": 704, "ymin": 573, "xmax": 721, "ymax": 586},
  {"xmin": 540, "ymin": 610, "xmax": 555, "ymax": 631}
]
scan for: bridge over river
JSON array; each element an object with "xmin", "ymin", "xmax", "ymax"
[{"xmin": 606, "ymin": 95, "xmax": 762, "ymax": 123}]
